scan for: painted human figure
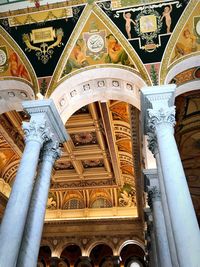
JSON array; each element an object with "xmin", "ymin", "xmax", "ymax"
[
  {"xmin": 123, "ymin": 12, "xmax": 136, "ymax": 39},
  {"xmin": 161, "ymin": 4, "xmax": 172, "ymax": 33}
]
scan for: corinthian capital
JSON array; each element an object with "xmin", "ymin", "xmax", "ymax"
[
  {"xmin": 22, "ymin": 120, "xmax": 53, "ymax": 145},
  {"xmin": 148, "ymin": 186, "xmax": 161, "ymax": 207},
  {"xmin": 147, "ymin": 106, "xmax": 176, "ymax": 131},
  {"xmin": 41, "ymin": 140, "xmax": 61, "ymax": 163},
  {"xmin": 146, "ymin": 132, "xmax": 158, "ymax": 156}
]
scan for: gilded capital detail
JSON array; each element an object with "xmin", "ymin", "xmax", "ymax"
[
  {"xmin": 148, "ymin": 186, "xmax": 161, "ymax": 207},
  {"xmin": 42, "ymin": 141, "xmax": 61, "ymax": 163},
  {"xmin": 147, "ymin": 106, "xmax": 176, "ymax": 131},
  {"xmin": 22, "ymin": 120, "xmax": 53, "ymax": 145}
]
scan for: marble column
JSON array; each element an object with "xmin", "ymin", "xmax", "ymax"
[
  {"xmin": 147, "ymin": 135, "xmax": 179, "ymax": 267},
  {"xmin": 148, "ymin": 186, "xmax": 172, "ymax": 267},
  {"xmin": 144, "ymin": 208, "xmax": 158, "ymax": 267},
  {"xmin": 17, "ymin": 141, "xmax": 61, "ymax": 267},
  {"xmin": 142, "ymin": 85, "xmax": 200, "ymax": 267},
  {"xmin": 0, "ymin": 120, "xmax": 51, "ymax": 267}
]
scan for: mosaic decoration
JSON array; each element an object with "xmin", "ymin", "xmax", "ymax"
[
  {"xmin": 99, "ymin": 0, "xmax": 189, "ymax": 63},
  {"xmin": 170, "ymin": 2, "xmax": 200, "ymax": 65},
  {"xmin": 61, "ymin": 12, "xmax": 135, "ymax": 78}
]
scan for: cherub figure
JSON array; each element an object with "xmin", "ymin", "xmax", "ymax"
[
  {"xmin": 161, "ymin": 4, "xmax": 172, "ymax": 33},
  {"xmin": 123, "ymin": 12, "xmax": 136, "ymax": 39}
]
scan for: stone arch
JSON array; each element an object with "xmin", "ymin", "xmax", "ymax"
[
  {"xmin": 117, "ymin": 240, "xmax": 145, "ymax": 256},
  {"xmin": 49, "ymin": 67, "xmax": 146, "ymax": 124},
  {"xmin": 86, "ymin": 240, "xmax": 115, "ymax": 257},
  {"xmin": 0, "ymin": 79, "xmax": 35, "ymax": 115},
  {"xmin": 164, "ymin": 55, "xmax": 200, "ymax": 85},
  {"xmin": 39, "ymin": 241, "xmax": 53, "ymax": 256},
  {"xmin": 53, "ymin": 240, "xmax": 84, "ymax": 258}
]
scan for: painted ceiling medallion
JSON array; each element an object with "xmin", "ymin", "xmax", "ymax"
[
  {"xmin": 0, "ymin": 47, "xmax": 8, "ymax": 73},
  {"xmin": 71, "ymin": 132, "xmax": 97, "ymax": 146}
]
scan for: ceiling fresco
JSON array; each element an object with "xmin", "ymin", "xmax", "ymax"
[
  {"xmin": 98, "ymin": 0, "xmax": 188, "ymax": 63},
  {"xmin": 169, "ymin": 1, "xmax": 200, "ymax": 66},
  {"xmin": 0, "ymin": 5, "xmax": 85, "ymax": 77},
  {"xmin": 60, "ymin": 12, "xmax": 135, "ymax": 79}
]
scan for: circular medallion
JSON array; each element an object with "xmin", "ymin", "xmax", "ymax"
[
  {"xmin": 0, "ymin": 49, "xmax": 7, "ymax": 66},
  {"xmin": 196, "ymin": 20, "xmax": 200, "ymax": 35},
  {"xmin": 87, "ymin": 34, "xmax": 104, "ymax": 53}
]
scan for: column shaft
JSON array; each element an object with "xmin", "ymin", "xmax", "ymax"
[
  {"xmin": 150, "ymin": 228, "xmax": 158, "ymax": 267},
  {"xmin": 156, "ymin": 123, "xmax": 200, "ymax": 266},
  {"xmin": 17, "ymin": 141, "xmax": 60, "ymax": 267},
  {"xmin": 0, "ymin": 140, "xmax": 42, "ymax": 267},
  {"xmin": 155, "ymin": 152, "xmax": 179, "ymax": 267},
  {"xmin": 149, "ymin": 189, "xmax": 172, "ymax": 267}
]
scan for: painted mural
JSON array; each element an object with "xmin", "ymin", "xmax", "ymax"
[
  {"xmin": 170, "ymin": 2, "xmax": 200, "ymax": 65},
  {"xmin": 99, "ymin": 0, "xmax": 189, "ymax": 63},
  {"xmin": 0, "ymin": 4, "xmax": 85, "ymax": 77},
  {"xmin": 0, "ymin": 34, "xmax": 31, "ymax": 82},
  {"xmin": 61, "ymin": 12, "xmax": 135, "ymax": 78}
]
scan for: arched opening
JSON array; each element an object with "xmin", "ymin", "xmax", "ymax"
[
  {"xmin": 60, "ymin": 244, "xmax": 82, "ymax": 266},
  {"xmin": 37, "ymin": 246, "xmax": 52, "ymax": 267},
  {"xmin": 120, "ymin": 244, "xmax": 145, "ymax": 267},
  {"xmin": 90, "ymin": 244, "xmax": 113, "ymax": 267}
]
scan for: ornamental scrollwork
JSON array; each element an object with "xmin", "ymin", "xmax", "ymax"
[
  {"xmin": 22, "ymin": 120, "xmax": 53, "ymax": 145},
  {"xmin": 147, "ymin": 106, "xmax": 176, "ymax": 131}
]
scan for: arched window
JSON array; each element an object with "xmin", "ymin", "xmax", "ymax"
[
  {"xmin": 91, "ymin": 198, "xmax": 112, "ymax": 208},
  {"xmin": 64, "ymin": 198, "xmax": 84, "ymax": 209}
]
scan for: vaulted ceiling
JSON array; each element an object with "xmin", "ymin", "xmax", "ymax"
[{"xmin": 0, "ymin": 0, "xmax": 200, "ymax": 229}]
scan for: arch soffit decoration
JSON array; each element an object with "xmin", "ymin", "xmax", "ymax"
[
  {"xmin": 50, "ymin": 67, "xmax": 146, "ymax": 124},
  {"xmin": 159, "ymin": 0, "xmax": 198, "ymax": 85},
  {"xmin": 47, "ymin": 2, "xmax": 151, "ymax": 95},
  {"xmin": 0, "ymin": 26, "xmax": 39, "ymax": 94}
]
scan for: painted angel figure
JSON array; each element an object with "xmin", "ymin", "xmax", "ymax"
[
  {"xmin": 123, "ymin": 12, "xmax": 136, "ymax": 39},
  {"xmin": 161, "ymin": 4, "xmax": 173, "ymax": 33}
]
